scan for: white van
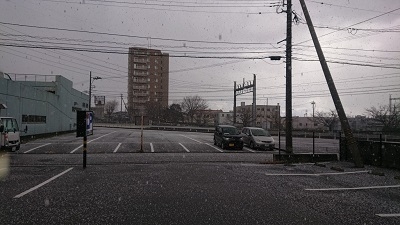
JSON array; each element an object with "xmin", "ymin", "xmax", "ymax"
[{"xmin": 0, "ymin": 117, "xmax": 21, "ymax": 151}]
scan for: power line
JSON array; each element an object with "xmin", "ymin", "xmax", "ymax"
[
  {"xmin": 0, "ymin": 21, "xmax": 276, "ymax": 45},
  {"xmin": 294, "ymin": 6, "xmax": 400, "ymax": 45},
  {"xmin": 33, "ymin": 0, "xmax": 279, "ymax": 14}
]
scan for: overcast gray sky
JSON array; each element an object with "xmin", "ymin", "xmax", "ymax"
[{"xmin": 1, "ymin": 0, "xmax": 399, "ymax": 117}]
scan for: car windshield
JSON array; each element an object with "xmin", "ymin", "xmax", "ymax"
[
  {"xmin": 1, "ymin": 119, "xmax": 19, "ymax": 132},
  {"xmin": 251, "ymin": 129, "xmax": 270, "ymax": 137},
  {"xmin": 222, "ymin": 127, "xmax": 238, "ymax": 135}
]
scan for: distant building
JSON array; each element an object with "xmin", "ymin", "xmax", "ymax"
[
  {"xmin": 291, "ymin": 116, "xmax": 326, "ymax": 131},
  {"xmin": 0, "ymin": 74, "xmax": 88, "ymax": 136},
  {"xmin": 234, "ymin": 102, "xmax": 280, "ymax": 129},
  {"xmin": 127, "ymin": 47, "xmax": 169, "ymax": 123},
  {"xmin": 192, "ymin": 109, "xmax": 223, "ymax": 126},
  {"xmin": 217, "ymin": 112, "xmax": 234, "ymax": 125}
]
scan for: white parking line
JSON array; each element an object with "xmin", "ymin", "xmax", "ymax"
[
  {"xmin": 24, "ymin": 143, "xmax": 51, "ymax": 153},
  {"xmin": 113, "ymin": 143, "xmax": 122, "ymax": 153},
  {"xmin": 14, "ymin": 167, "xmax": 74, "ymax": 198},
  {"xmin": 265, "ymin": 171, "xmax": 369, "ymax": 176},
  {"xmin": 150, "ymin": 143, "xmax": 154, "ymax": 153},
  {"xmin": 179, "ymin": 143, "xmax": 190, "ymax": 152},
  {"xmin": 243, "ymin": 147, "xmax": 256, "ymax": 153},
  {"xmin": 180, "ymin": 135, "xmax": 203, "ymax": 143},
  {"xmin": 305, "ymin": 184, "xmax": 400, "ymax": 191},
  {"xmin": 205, "ymin": 143, "xmax": 224, "ymax": 152},
  {"xmin": 376, "ymin": 213, "xmax": 400, "ymax": 217},
  {"xmin": 70, "ymin": 131, "xmax": 117, "ymax": 153}
]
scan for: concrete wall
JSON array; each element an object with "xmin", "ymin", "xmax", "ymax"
[{"xmin": 0, "ymin": 75, "xmax": 89, "ymax": 136}]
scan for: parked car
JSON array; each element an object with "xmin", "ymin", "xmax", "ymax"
[
  {"xmin": 0, "ymin": 117, "xmax": 21, "ymax": 151},
  {"xmin": 214, "ymin": 125, "xmax": 243, "ymax": 150},
  {"xmin": 241, "ymin": 127, "xmax": 275, "ymax": 151}
]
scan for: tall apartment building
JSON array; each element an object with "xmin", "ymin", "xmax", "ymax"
[{"xmin": 127, "ymin": 47, "xmax": 169, "ymax": 119}]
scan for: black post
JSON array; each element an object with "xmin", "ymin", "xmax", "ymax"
[
  {"xmin": 278, "ymin": 131, "xmax": 281, "ymax": 155},
  {"xmin": 379, "ymin": 133, "xmax": 383, "ymax": 166},
  {"xmin": 83, "ymin": 133, "xmax": 87, "ymax": 169},
  {"xmin": 312, "ymin": 131, "xmax": 315, "ymax": 156}
]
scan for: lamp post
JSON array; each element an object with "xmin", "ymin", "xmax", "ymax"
[{"xmin": 89, "ymin": 71, "xmax": 102, "ymax": 110}]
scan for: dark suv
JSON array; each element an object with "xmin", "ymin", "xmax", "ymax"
[{"xmin": 214, "ymin": 125, "xmax": 243, "ymax": 150}]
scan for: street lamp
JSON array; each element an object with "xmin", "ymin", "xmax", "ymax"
[{"xmin": 89, "ymin": 71, "xmax": 102, "ymax": 110}]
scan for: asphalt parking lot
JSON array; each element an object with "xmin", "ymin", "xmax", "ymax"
[{"xmin": 1, "ymin": 128, "xmax": 399, "ymax": 224}]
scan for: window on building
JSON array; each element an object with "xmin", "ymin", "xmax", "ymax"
[
  {"xmin": 222, "ymin": 114, "xmax": 224, "ymax": 117},
  {"xmin": 299, "ymin": 123, "xmax": 303, "ymax": 126},
  {"xmin": 267, "ymin": 108, "xmax": 270, "ymax": 111},
  {"xmin": 22, "ymin": 115, "xmax": 46, "ymax": 124}
]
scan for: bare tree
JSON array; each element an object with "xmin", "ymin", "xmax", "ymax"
[
  {"xmin": 104, "ymin": 100, "xmax": 118, "ymax": 122},
  {"xmin": 365, "ymin": 104, "xmax": 400, "ymax": 132},
  {"xmin": 238, "ymin": 108, "xmax": 254, "ymax": 127},
  {"xmin": 181, "ymin": 95, "xmax": 208, "ymax": 124},
  {"xmin": 315, "ymin": 110, "xmax": 338, "ymax": 131}
]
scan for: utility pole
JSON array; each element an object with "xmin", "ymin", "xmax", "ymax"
[
  {"xmin": 233, "ymin": 81, "xmax": 237, "ymax": 125},
  {"xmin": 299, "ymin": 0, "xmax": 363, "ymax": 167},
  {"xmin": 252, "ymin": 74, "xmax": 257, "ymax": 127},
  {"xmin": 89, "ymin": 71, "xmax": 92, "ymax": 110},
  {"xmin": 285, "ymin": 0, "xmax": 293, "ymax": 153},
  {"xmin": 88, "ymin": 71, "xmax": 102, "ymax": 111}
]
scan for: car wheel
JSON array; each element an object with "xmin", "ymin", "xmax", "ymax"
[
  {"xmin": 16, "ymin": 144, "xmax": 21, "ymax": 151},
  {"xmin": 249, "ymin": 141, "xmax": 255, "ymax": 149},
  {"xmin": 221, "ymin": 142, "xmax": 226, "ymax": 150},
  {"xmin": 213, "ymin": 138, "xmax": 217, "ymax": 145}
]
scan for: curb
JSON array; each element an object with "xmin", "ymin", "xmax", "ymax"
[
  {"xmin": 369, "ymin": 170, "xmax": 385, "ymax": 176},
  {"xmin": 330, "ymin": 166, "xmax": 344, "ymax": 172}
]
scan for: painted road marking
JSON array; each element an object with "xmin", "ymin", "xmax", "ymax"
[
  {"xmin": 205, "ymin": 143, "xmax": 224, "ymax": 152},
  {"xmin": 305, "ymin": 184, "xmax": 400, "ymax": 191},
  {"xmin": 70, "ymin": 131, "xmax": 117, "ymax": 153},
  {"xmin": 113, "ymin": 143, "xmax": 122, "ymax": 153},
  {"xmin": 243, "ymin": 147, "xmax": 256, "ymax": 153},
  {"xmin": 24, "ymin": 143, "xmax": 51, "ymax": 153},
  {"xmin": 376, "ymin": 213, "xmax": 400, "ymax": 217},
  {"xmin": 14, "ymin": 167, "xmax": 74, "ymax": 198},
  {"xmin": 265, "ymin": 171, "xmax": 369, "ymax": 176},
  {"xmin": 150, "ymin": 143, "xmax": 154, "ymax": 153},
  {"xmin": 179, "ymin": 143, "xmax": 190, "ymax": 152},
  {"xmin": 180, "ymin": 135, "xmax": 203, "ymax": 143}
]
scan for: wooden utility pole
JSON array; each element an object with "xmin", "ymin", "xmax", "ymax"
[
  {"xmin": 285, "ymin": 0, "xmax": 293, "ymax": 153},
  {"xmin": 299, "ymin": 0, "xmax": 364, "ymax": 167}
]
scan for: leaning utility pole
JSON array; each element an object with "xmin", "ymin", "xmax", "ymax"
[
  {"xmin": 285, "ymin": 0, "xmax": 293, "ymax": 153},
  {"xmin": 299, "ymin": 0, "xmax": 364, "ymax": 167}
]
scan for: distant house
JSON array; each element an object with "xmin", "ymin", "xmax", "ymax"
[{"xmin": 192, "ymin": 109, "xmax": 223, "ymax": 126}]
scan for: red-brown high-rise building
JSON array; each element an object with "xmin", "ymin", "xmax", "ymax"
[{"xmin": 127, "ymin": 47, "xmax": 169, "ymax": 120}]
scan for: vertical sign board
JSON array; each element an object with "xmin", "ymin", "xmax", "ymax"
[
  {"xmin": 86, "ymin": 111, "xmax": 93, "ymax": 136},
  {"xmin": 77, "ymin": 111, "xmax": 93, "ymax": 137}
]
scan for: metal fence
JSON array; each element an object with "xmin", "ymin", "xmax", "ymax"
[{"xmin": 340, "ymin": 135, "xmax": 400, "ymax": 169}]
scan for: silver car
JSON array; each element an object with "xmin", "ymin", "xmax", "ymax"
[{"xmin": 241, "ymin": 127, "xmax": 275, "ymax": 151}]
